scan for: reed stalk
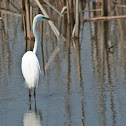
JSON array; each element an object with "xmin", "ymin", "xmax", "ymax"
[{"xmin": 34, "ymin": 0, "xmax": 60, "ymax": 40}]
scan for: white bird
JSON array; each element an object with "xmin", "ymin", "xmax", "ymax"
[{"xmin": 21, "ymin": 14, "xmax": 54, "ymax": 97}]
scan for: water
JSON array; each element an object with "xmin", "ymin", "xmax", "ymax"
[{"xmin": 1, "ymin": 1, "xmax": 126, "ymax": 126}]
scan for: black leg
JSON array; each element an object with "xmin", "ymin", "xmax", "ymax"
[
  {"xmin": 29, "ymin": 95, "xmax": 31, "ymax": 111},
  {"xmin": 29, "ymin": 89, "xmax": 31, "ymax": 97},
  {"xmin": 34, "ymin": 87, "xmax": 37, "ymax": 111},
  {"xmin": 34, "ymin": 95, "xmax": 37, "ymax": 111},
  {"xmin": 34, "ymin": 88, "xmax": 36, "ymax": 97}
]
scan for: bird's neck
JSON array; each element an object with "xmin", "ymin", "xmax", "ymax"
[{"xmin": 33, "ymin": 21, "xmax": 39, "ymax": 54}]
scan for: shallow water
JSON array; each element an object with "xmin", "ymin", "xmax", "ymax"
[{"xmin": 1, "ymin": 1, "xmax": 126, "ymax": 126}]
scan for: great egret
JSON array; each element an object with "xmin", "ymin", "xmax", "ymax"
[{"xmin": 21, "ymin": 14, "xmax": 54, "ymax": 97}]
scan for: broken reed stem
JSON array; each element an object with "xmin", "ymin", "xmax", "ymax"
[
  {"xmin": 81, "ymin": 9, "xmax": 101, "ymax": 12},
  {"xmin": 34, "ymin": 0, "xmax": 60, "ymax": 40},
  {"xmin": 82, "ymin": 15, "xmax": 126, "ymax": 22},
  {"xmin": 72, "ymin": 24, "xmax": 76, "ymax": 38},
  {"xmin": 61, "ymin": 6, "xmax": 67, "ymax": 14},
  {"xmin": 43, "ymin": 0, "xmax": 63, "ymax": 17}
]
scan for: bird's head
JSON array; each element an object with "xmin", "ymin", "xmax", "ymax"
[{"xmin": 33, "ymin": 14, "xmax": 55, "ymax": 22}]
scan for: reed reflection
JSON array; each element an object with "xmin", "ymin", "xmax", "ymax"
[
  {"xmin": 90, "ymin": 20, "xmax": 116, "ymax": 125},
  {"xmin": 65, "ymin": 22, "xmax": 85, "ymax": 126},
  {"xmin": 64, "ymin": 24, "xmax": 71, "ymax": 126}
]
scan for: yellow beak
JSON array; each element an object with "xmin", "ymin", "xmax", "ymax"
[{"xmin": 46, "ymin": 17, "xmax": 56, "ymax": 21}]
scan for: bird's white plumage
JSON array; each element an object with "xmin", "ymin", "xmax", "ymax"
[
  {"xmin": 21, "ymin": 51, "xmax": 41, "ymax": 89},
  {"xmin": 21, "ymin": 14, "xmax": 52, "ymax": 95}
]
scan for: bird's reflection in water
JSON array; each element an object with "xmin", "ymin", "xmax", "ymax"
[{"xmin": 23, "ymin": 97, "xmax": 42, "ymax": 126}]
